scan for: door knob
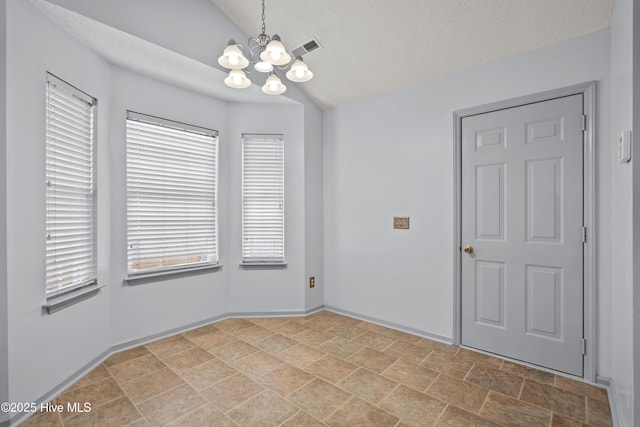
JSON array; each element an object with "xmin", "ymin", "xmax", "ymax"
[{"xmin": 463, "ymin": 245, "xmax": 474, "ymax": 254}]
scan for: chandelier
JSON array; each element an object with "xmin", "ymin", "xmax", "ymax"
[{"xmin": 217, "ymin": 0, "xmax": 314, "ymax": 95}]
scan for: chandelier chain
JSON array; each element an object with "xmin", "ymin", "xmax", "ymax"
[{"xmin": 261, "ymin": 0, "xmax": 266, "ymax": 35}]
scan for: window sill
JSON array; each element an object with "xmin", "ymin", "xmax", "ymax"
[
  {"xmin": 240, "ymin": 262, "xmax": 287, "ymax": 269},
  {"xmin": 43, "ymin": 283, "xmax": 105, "ymax": 315},
  {"xmin": 126, "ymin": 263, "xmax": 223, "ymax": 285}
]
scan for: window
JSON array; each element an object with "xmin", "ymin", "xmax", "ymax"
[
  {"xmin": 126, "ymin": 112, "xmax": 218, "ymax": 276},
  {"xmin": 45, "ymin": 74, "xmax": 97, "ymax": 295},
  {"xmin": 242, "ymin": 134, "xmax": 285, "ymax": 264}
]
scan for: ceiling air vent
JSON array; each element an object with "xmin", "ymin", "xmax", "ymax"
[{"xmin": 291, "ymin": 36, "xmax": 322, "ymax": 57}]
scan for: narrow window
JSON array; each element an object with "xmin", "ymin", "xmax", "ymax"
[
  {"xmin": 126, "ymin": 112, "xmax": 218, "ymax": 275},
  {"xmin": 45, "ymin": 74, "xmax": 97, "ymax": 295},
  {"xmin": 242, "ymin": 134, "xmax": 285, "ymax": 264}
]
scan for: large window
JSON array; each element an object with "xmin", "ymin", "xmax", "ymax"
[
  {"xmin": 126, "ymin": 112, "xmax": 218, "ymax": 275},
  {"xmin": 45, "ymin": 74, "xmax": 97, "ymax": 295},
  {"xmin": 242, "ymin": 134, "xmax": 285, "ymax": 264}
]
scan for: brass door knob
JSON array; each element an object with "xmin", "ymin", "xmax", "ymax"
[{"xmin": 463, "ymin": 245, "xmax": 474, "ymax": 254}]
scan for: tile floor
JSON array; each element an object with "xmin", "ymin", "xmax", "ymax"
[{"xmin": 22, "ymin": 311, "xmax": 612, "ymax": 426}]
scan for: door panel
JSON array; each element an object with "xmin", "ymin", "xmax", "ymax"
[
  {"xmin": 526, "ymin": 158, "xmax": 562, "ymax": 242},
  {"xmin": 476, "ymin": 127, "xmax": 506, "ymax": 150},
  {"xmin": 461, "ymin": 95, "xmax": 583, "ymax": 376},
  {"xmin": 476, "ymin": 164, "xmax": 505, "ymax": 240},
  {"xmin": 525, "ymin": 265, "xmax": 563, "ymax": 338},
  {"xmin": 475, "ymin": 261, "xmax": 505, "ymax": 327},
  {"xmin": 526, "ymin": 117, "xmax": 564, "ymax": 145}
]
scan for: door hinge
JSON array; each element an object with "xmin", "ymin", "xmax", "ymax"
[
  {"xmin": 581, "ymin": 115, "xmax": 587, "ymax": 131},
  {"xmin": 581, "ymin": 226, "xmax": 587, "ymax": 243},
  {"xmin": 581, "ymin": 338, "xmax": 587, "ymax": 355}
]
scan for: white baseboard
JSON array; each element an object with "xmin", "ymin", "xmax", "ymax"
[
  {"xmin": 324, "ymin": 304, "xmax": 452, "ymax": 344},
  {"xmin": 598, "ymin": 376, "xmax": 623, "ymax": 427}
]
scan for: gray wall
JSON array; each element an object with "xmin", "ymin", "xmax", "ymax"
[
  {"xmin": 226, "ymin": 103, "xmax": 306, "ymax": 314},
  {"xmin": 47, "ymin": 0, "xmax": 242, "ymax": 71},
  {"xmin": 304, "ymin": 103, "xmax": 325, "ymax": 311},
  {"xmin": 107, "ymin": 70, "xmax": 311, "ymax": 345},
  {"xmin": 324, "ymin": 28, "xmax": 612, "ymax": 366},
  {"xmin": 6, "ymin": 0, "xmax": 113, "ymax": 403},
  {"xmin": 0, "ymin": 0, "xmax": 8, "ymax": 419},
  {"xmin": 108, "ymin": 68, "xmax": 230, "ymax": 345},
  {"xmin": 610, "ymin": 0, "xmax": 635, "ymax": 424}
]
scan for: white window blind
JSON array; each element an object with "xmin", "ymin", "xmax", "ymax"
[
  {"xmin": 126, "ymin": 112, "xmax": 218, "ymax": 275},
  {"xmin": 45, "ymin": 74, "xmax": 97, "ymax": 295},
  {"xmin": 242, "ymin": 134, "xmax": 285, "ymax": 263}
]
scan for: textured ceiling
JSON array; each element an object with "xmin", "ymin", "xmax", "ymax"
[{"xmin": 211, "ymin": 0, "xmax": 613, "ymax": 109}]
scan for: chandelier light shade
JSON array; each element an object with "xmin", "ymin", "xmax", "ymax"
[
  {"xmin": 262, "ymin": 73, "xmax": 287, "ymax": 95},
  {"xmin": 260, "ymin": 35, "xmax": 291, "ymax": 66},
  {"xmin": 217, "ymin": 0, "xmax": 314, "ymax": 95},
  {"xmin": 286, "ymin": 56, "xmax": 314, "ymax": 82},
  {"xmin": 218, "ymin": 40, "xmax": 249, "ymax": 70},
  {"xmin": 224, "ymin": 69, "xmax": 251, "ymax": 89}
]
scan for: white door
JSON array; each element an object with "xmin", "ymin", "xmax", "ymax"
[{"xmin": 461, "ymin": 95, "xmax": 584, "ymax": 376}]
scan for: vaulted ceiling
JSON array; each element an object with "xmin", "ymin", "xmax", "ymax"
[{"xmin": 211, "ymin": 0, "xmax": 613, "ymax": 109}]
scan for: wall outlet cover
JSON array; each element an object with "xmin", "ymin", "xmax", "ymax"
[{"xmin": 394, "ymin": 216, "xmax": 410, "ymax": 229}]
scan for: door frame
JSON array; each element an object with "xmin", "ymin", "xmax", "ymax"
[{"xmin": 452, "ymin": 82, "xmax": 597, "ymax": 381}]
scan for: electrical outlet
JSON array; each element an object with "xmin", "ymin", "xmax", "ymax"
[
  {"xmin": 309, "ymin": 276, "xmax": 315, "ymax": 288},
  {"xmin": 394, "ymin": 216, "xmax": 410, "ymax": 229}
]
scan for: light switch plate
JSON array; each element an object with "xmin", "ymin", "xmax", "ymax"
[{"xmin": 394, "ymin": 216, "xmax": 410, "ymax": 229}]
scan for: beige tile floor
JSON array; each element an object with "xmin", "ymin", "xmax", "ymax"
[{"xmin": 22, "ymin": 310, "xmax": 612, "ymax": 426}]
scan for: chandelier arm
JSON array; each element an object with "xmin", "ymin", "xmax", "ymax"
[
  {"xmin": 274, "ymin": 56, "xmax": 294, "ymax": 71},
  {"xmin": 246, "ymin": 43, "xmax": 260, "ymax": 65},
  {"xmin": 248, "ymin": 36, "xmax": 269, "ymax": 52},
  {"xmin": 247, "ymin": 37, "xmax": 260, "ymax": 63},
  {"xmin": 234, "ymin": 42, "xmax": 254, "ymax": 74},
  {"xmin": 247, "ymin": 33, "xmax": 273, "ymax": 71}
]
